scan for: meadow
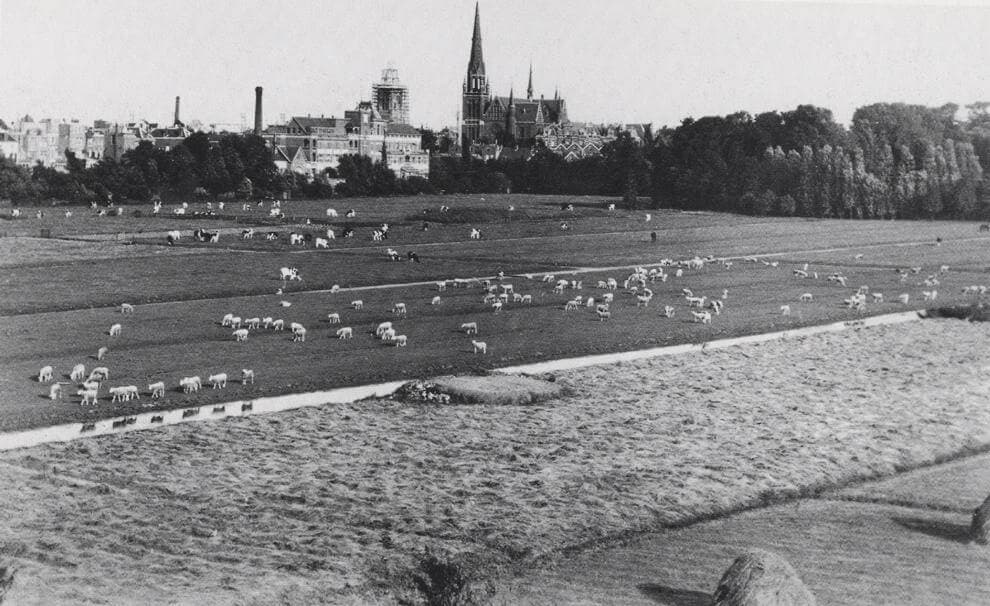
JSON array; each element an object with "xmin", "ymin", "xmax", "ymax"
[{"xmin": 0, "ymin": 195, "xmax": 988, "ymax": 432}]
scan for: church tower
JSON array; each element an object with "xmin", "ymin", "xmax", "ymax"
[
  {"xmin": 526, "ymin": 64, "xmax": 533, "ymax": 101},
  {"xmin": 505, "ymin": 87, "xmax": 517, "ymax": 146},
  {"xmin": 461, "ymin": 3, "xmax": 489, "ymax": 149}
]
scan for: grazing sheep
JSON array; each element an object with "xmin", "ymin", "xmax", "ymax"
[
  {"xmin": 266, "ymin": 232, "xmax": 279, "ymax": 241},
  {"xmin": 691, "ymin": 310, "xmax": 712, "ymax": 324},
  {"xmin": 70, "ymin": 364, "xmax": 86, "ymax": 382},
  {"xmin": 89, "ymin": 367, "xmax": 109, "ymax": 381},
  {"xmin": 232, "ymin": 328, "xmax": 249, "ymax": 341},
  {"xmin": 675, "ymin": 268, "xmax": 684, "ymax": 278},
  {"xmin": 376, "ymin": 321, "xmax": 394, "ymax": 336},
  {"xmin": 279, "ymin": 267, "xmax": 299, "ymax": 281},
  {"xmin": 280, "ymin": 301, "xmax": 292, "ymax": 308},
  {"xmin": 38, "ymin": 365, "xmax": 54, "ymax": 383},
  {"xmin": 148, "ymin": 381, "xmax": 166, "ymax": 398},
  {"xmin": 290, "ymin": 322, "xmax": 305, "ymax": 334},
  {"xmin": 799, "ymin": 293, "xmax": 813, "ymax": 302},
  {"xmin": 923, "ymin": 290, "xmax": 938, "ymax": 302},
  {"xmin": 209, "ymin": 373, "xmax": 228, "ymax": 389},
  {"xmin": 393, "ymin": 302, "xmax": 407, "ymax": 317},
  {"xmin": 241, "ymin": 369, "xmax": 255, "ymax": 384},
  {"xmin": 180, "ymin": 376, "xmax": 202, "ymax": 393},
  {"xmin": 872, "ymin": 293, "xmax": 884, "ymax": 303},
  {"xmin": 596, "ymin": 280, "xmax": 608, "ymax": 289},
  {"xmin": 229, "ymin": 316, "xmax": 242, "ymax": 329},
  {"xmin": 272, "ymin": 319, "xmax": 285, "ymax": 331},
  {"xmin": 461, "ymin": 322, "xmax": 478, "ymax": 335},
  {"xmin": 120, "ymin": 303, "xmax": 134, "ymax": 313},
  {"xmin": 521, "ymin": 294, "xmax": 533, "ymax": 304},
  {"xmin": 662, "ymin": 305, "xmax": 675, "ymax": 318},
  {"xmin": 78, "ymin": 389, "xmax": 99, "ymax": 406},
  {"xmin": 109, "ymin": 323, "xmax": 122, "ymax": 336},
  {"xmin": 472, "ymin": 340, "xmax": 487, "ymax": 354},
  {"xmin": 245, "ymin": 317, "xmax": 261, "ymax": 329},
  {"xmin": 315, "ymin": 237, "xmax": 329, "ymax": 248},
  {"xmin": 686, "ymin": 296, "xmax": 707, "ymax": 308},
  {"xmin": 564, "ymin": 300, "xmax": 580, "ymax": 311},
  {"xmin": 596, "ymin": 309, "xmax": 611, "ymax": 321},
  {"xmin": 326, "ymin": 313, "xmax": 341, "ymax": 324},
  {"xmin": 469, "ymin": 228, "xmax": 481, "ymax": 239},
  {"xmin": 780, "ymin": 304, "xmax": 791, "ymax": 316},
  {"xmin": 109, "ymin": 386, "xmax": 127, "ymax": 402},
  {"xmin": 854, "ymin": 253, "xmax": 865, "ymax": 260},
  {"xmin": 431, "ymin": 296, "xmax": 442, "ymax": 305},
  {"xmin": 380, "ymin": 327, "xmax": 397, "ymax": 342},
  {"xmin": 939, "ymin": 265, "xmax": 950, "ymax": 274},
  {"xmin": 351, "ymin": 300, "xmax": 364, "ymax": 310},
  {"xmin": 436, "ymin": 280, "xmax": 447, "ymax": 292},
  {"xmin": 242, "ymin": 228, "xmax": 255, "ymax": 239},
  {"xmin": 709, "ymin": 299, "xmax": 723, "ymax": 315},
  {"xmin": 586, "ymin": 296, "xmax": 595, "ymax": 307},
  {"xmin": 122, "ymin": 385, "xmax": 140, "ymax": 401},
  {"xmin": 49, "ymin": 383, "xmax": 63, "ymax": 400},
  {"xmin": 326, "ymin": 208, "xmax": 338, "ymax": 217},
  {"xmin": 602, "ymin": 293, "xmax": 614, "ymax": 304},
  {"xmin": 221, "ymin": 313, "xmax": 235, "ymax": 326},
  {"xmin": 262, "ymin": 316, "xmax": 274, "ymax": 329},
  {"xmin": 393, "ymin": 334, "xmax": 408, "ymax": 347},
  {"xmin": 492, "ymin": 301, "xmax": 503, "ymax": 313},
  {"xmin": 337, "ymin": 327, "xmax": 354, "ymax": 339}
]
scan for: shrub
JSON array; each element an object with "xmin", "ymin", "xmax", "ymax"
[{"xmin": 409, "ymin": 550, "xmax": 492, "ymax": 606}]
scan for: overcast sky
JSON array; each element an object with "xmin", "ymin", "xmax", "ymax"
[{"xmin": 1, "ymin": 0, "xmax": 989, "ymax": 130}]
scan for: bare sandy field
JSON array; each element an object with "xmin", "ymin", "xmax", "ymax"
[{"xmin": 1, "ymin": 318, "xmax": 989, "ymax": 604}]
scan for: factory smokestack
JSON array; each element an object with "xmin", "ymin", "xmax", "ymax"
[
  {"xmin": 174, "ymin": 96, "xmax": 181, "ymax": 126},
  {"xmin": 254, "ymin": 86, "xmax": 263, "ymax": 135}
]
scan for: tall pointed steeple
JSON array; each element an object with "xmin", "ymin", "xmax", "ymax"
[
  {"xmin": 505, "ymin": 86, "xmax": 517, "ymax": 146},
  {"xmin": 468, "ymin": 2, "xmax": 485, "ymax": 78},
  {"xmin": 526, "ymin": 63, "xmax": 533, "ymax": 100}
]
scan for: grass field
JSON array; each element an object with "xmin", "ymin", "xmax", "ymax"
[
  {"xmin": 1, "ymin": 319, "xmax": 989, "ymax": 604},
  {"xmin": 1, "ymin": 195, "xmax": 989, "ymax": 432}
]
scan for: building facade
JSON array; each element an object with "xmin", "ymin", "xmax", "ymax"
[
  {"xmin": 460, "ymin": 4, "xmax": 568, "ymax": 153},
  {"xmin": 372, "ymin": 65, "xmax": 410, "ymax": 125}
]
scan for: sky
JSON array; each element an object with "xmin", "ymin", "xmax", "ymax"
[{"xmin": 1, "ymin": 0, "xmax": 989, "ymax": 131}]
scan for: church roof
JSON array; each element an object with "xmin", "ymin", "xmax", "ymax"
[
  {"xmin": 290, "ymin": 116, "xmax": 347, "ymax": 131},
  {"xmin": 492, "ymin": 96, "xmax": 565, "ymax": 124}
]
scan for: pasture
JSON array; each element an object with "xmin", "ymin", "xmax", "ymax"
[{"xmin": 1, "ymin": 194, "xmax": 989, "ymax": 432}]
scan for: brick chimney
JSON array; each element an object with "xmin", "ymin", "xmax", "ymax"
[
  {"xmin": 174, "ymin": 96, "xmax": 180, "ymax": 126},
  {"xmin": 254, "ymin": 87, "xmax": 263, "ymax": 135}
]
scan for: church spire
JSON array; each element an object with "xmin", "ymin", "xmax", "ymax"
[
  {"xmin": 468, "ymin": 2, "xmax": 485, "ymax": 77},
  {"xmin": 526, "ymin": 63, "xmax": 533, "ymax": 100}
]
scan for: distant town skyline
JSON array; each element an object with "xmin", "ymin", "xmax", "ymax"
[{"xmin": 2, "ymin": 0, "xmax": 989, "ymax": 131}]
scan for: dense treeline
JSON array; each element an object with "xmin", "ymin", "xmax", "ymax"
[
  {"xmin": 430, "ymin": 102, "xmax": 990, "ymax": 220},
  {"xmin": 3, "ymin": 102, "xmax": 990, "ymax": 221}
]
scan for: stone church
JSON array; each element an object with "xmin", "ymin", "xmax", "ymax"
[{"xmin": 461, "ymin": 3, "xmax": 567, "ymax": 153}]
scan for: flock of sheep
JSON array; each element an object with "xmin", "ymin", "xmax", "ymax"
[{"xmin": 36, "ymin": 303, "xmax": 256, "ymax": 406}]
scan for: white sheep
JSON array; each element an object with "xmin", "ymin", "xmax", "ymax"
[
  {"xmin": 375, "ymin": 321, "xmax": 394, "ymax": 337},
  {"xmin": 351, "ymin": 300, "xmax": 364, "ymax": 310},
  {"xmin": 89, "ymin": 367, "xmax": 110, "ymax": 381},
  {"xmin": 221, "ymin": 313, "xmax": 235, "ymax": 327},
  {"xmin": 431, "ymin": 296, "xmax": 442, "ymax": 305},
  {"xmin": 70, "ymin": 364, "xmax": 86, "ymax": 382},
  {"xmin": 109, "ymin": 386, "xmax": 127, "ymax": 402},
  {"xmin": 327, "ymin": 313, "xmax": 341, "ymax": 324},
  {"xmin": 290, "ymin": 322, "xmax": 304, "ymax": 333},
  {"xmin": 97, "ymin": 346, "xmax": 108, "ymax": 361},
  {"xmin": 521, "ymin": 294, "xmax": 533, "ymax": 304},
  {"xmin": 602, "ymin": 293, "xmax": 614, "ymax": 304},
  {"xmin": 77, "ymin": 389, "xmax": 99, "ymax": 406},
  {"xmin": 109, "ymin": 323, "xmax": 122, "ymax": 336},
  {"xmin": 799, "ymin": 293, "xmax": 813, "ymax": 302},
  {"xmin": 326, "ymin": 208, "xmax": 338, "ymax": 217},
  {"xmin": 380, "ymin": 327, "xmax": 397, "ymax": 342},
  {"xmin": 122, "ymin": 385, "xmax": 140, "ymax": 401},
  {"xmin": 49, "ymin": 383, "xmax": 63, "ymax": 400},
  {"xmin": 691, "ymin": 310, "xmax": 712, "ymax": 324},
  {"xmin": 436, "ymin": 280, "xmax": 447, "ymax": 292},
  {"xmin": 233, "ymin": 328, "xmax": 249, "ymax": 341},
  {"xmin": 38, "ymin": 365, "xmax": 54, "ymax": 383},
  {"xmin": 271, "ymin": 319, "xmax": 284, "ymax": 331},
  {"xmin": 780, "ymin": 304, "xmax": 791, "ymax": 316},
  {"xmin": 262, "ymin": 316, "xmax": 274, "ymax": 329},
  {"xmin": 662, "ymin": 305, "xmax": 675, "ymax": 318},
  {"xmin": 461, "ymin": 322, "xmax": 478, "ymax": 335},
  {"xmin": 148, "ymin": 381, "xmax": 166, "ymax": 398},
  {"xmin": 597, "ymin": 309, "xmax": 611, "ymax": 321},
  {"xmin": 315, "ymin": 237, "xmax": 329, "ymax": 249},
  {"xmin": 180, "ymin": 376, "xmax": 202, "ymax": 393},
  {"xmin": 120, "ymin": 303, "xmax": 134, "ymax": 313},
  {"xmin": 872, "ymin": 293, "xmax": 884, "ymax": 303},
  {"xmin": 923, "ymin": 290, "xmax": 938, "ymax": 302},
  {"xmin": 492, "ymin": 301, "xmax": 503, "ymax": 313},
  {"xmin": 472, "ymin": 340, "xmax": 487, "ymax": 354},
  {"xmin": 337, "ymin": 327, "xmax": 354, "ymax": 339},
  {"xmin": 209, "ymin": 373, "xmax": 228, "ymax": 389},
  {"xmin": 241, "ymin": 369, "xmax": 255, "ymax": 384},
  {"xmin": 229, "ymin": 316, "xmax": 242, "ymax": 329},
  {"xmin": 245, "ymin": 317, "xmax": 261, "ymax": 329},
  {"xmin": 393, "ymin": 302, "xmax": 407, "ymax": 316},
  {"xmin": 393, "ymin": 334, "xmax": 408, "ymax": 347},
  {"xmin": 564, "ymin": 300, "xmax": 580, "ymax": 311}
]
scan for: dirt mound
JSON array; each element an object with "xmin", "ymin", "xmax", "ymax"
[
  {"xmin": 395, "ymin": 374, "xmax": 565, "ymax": 406},
  {"xmin": 712, "ymin": 549, "xmax": 815, "ymax": 606}
]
